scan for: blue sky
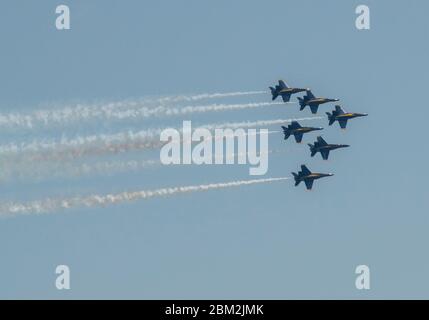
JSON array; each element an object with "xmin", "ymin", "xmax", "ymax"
[{"xmin": 0, "ymin": 0, "xmax": 428, "ymax": 299}]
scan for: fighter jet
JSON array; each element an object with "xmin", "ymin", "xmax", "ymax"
[
  {"xmin": 281, "ymin": 121, "xmax": 323, "ymax": 143},
  {"xmin": 308, "ymin": 136, "xmax": 349, "ymax": 160},
  {"xmin": 292, "ymin": 165, "xmax": 334, "ymax": 190},
  {"xmin": 297, "ymin": 90, "xmax": 339, "ymax": 114},
  {"xmin": 326, "ymin": 105, "xmax": 368, "ymax": 129},
  {"xmin": 269, "ymin": 80, "xmax": 307, "ymax": 102}
]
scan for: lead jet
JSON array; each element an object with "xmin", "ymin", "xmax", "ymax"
[
  {"xmin": 292, "ymin": 165, "xmax": 334, "ymax": 190},
  {"xmin": 308, "ymin": 136, "xmax": 349, "ymax": 160},
  {"xmin": 297, "ymin": 90, "xmax": 339, "ymax": 114},
  {"xmin": 281, "ymin": 121, "xmax": 323, "ymax": 143},
  {"xmin": 326, "ymin": 105, "xmax": 368, "ymax": 129},
  {"xmin": 269, "ymin": 80, "xmax": 307, "ymax": 102}
]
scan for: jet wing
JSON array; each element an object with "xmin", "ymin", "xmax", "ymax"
[
  {"xmin": 304, "ymin": 179, "xmax": 314, "ymax": 190},
  {"xmin": 316, "ymin": 136, "xmax": 328, "ymax": 146},
  {"xmin": 335, "ymin": 105, "xmax": 345, "ymax": 114},
  {"xmin": 290, "ymin": 121, "xmax": 301, "ymax": 129},
  {"xmin": 278, "ymin": 80, "xmax": 287, "ymax": 89},
  {"xmin": 309, "ymin": 105, "xmax": 319, "ymax": 114},
  {"xmin": 306, "ymin": 90, "xmax": 315, "ymax": 99},
  {"xmin": 281, "ymin": 93, "xmax": 291, "ymax": 102},
  {"xmin": 339, "ymin": 119, "xmax": 348, "ymax": 129},
  {"xmin": 321, "ymin": 149, "xmax": 330, "ymax": 160},
  {"xmin": 300, "ymin": 165, "xmax": 311, "ymax": 175},
  {"xmin": 294, "ymin": 132, "xmax": 304, "ymax": 143}
]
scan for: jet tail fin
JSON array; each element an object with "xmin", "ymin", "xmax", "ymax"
[
  {"xmin": 308, "ymin": 144, "xmax": 316, "ymax": 157},
  {"xmin": 326, "ymin": 112, "xmax": 335, "ymax": 126},
  {"xmin": 281, "ymin": 126, "xmax": 290, "ymax": 140},
  {"xmin": 297, "ymin": 97, "xmax": 306, "ymax": 110},
  {"xmin": 269, "ymin": 87, "xmax": 278, "ymax": 101},
  {"xmin": 292, "ymin": 172, "xmax": 301, "ymax": 186}
]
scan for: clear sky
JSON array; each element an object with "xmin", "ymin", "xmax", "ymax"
[{"xmin": 0, "ymin": 0, "xmax": 428, "ymax": 299}]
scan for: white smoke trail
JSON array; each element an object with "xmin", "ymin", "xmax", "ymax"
[
  {"xmin": 1, "ymin": 149, "xmax": 283, "ymax": 182},
  {"xmin": 0, "ymin": 117, "xmax": 322, "ymax": 161},
  {"xmin": 110, "ymin": 90, "xmax": 268, "ymax": 108},
  {"xmin": 0, "ymin": 117, "xmax": 322, "ymax": 154},
  {"xmin": 0, "ymin": 158, "xmax": 159, "ymax": 182},
  {"xmin": 156, "ymin": 101, "xmax": 288, "ymax": 116},
  {"xmin": 156, "ymin": 90, "xmax": 267, "ymax": 104},
  {"xmin": 0, "ymin": 176, "xmax": 289, "ymax": 217},
  {"xmin": 0, "ymin": 101, "xmax": 285, "ymax": 129},
  {"xmin": 202, "ymin": 117, "xmax": 323, "ymax": 131},
  {"xmin": 0, "ymin": 92, "xmax": 271, "ymax": 129}
]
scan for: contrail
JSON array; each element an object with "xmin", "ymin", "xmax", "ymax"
[
  {"xmin": 0, "ymin": 117, "xmax": 320, "ymax": 160},
  {"xmin": 0, "ymin": 93, "xmax": 273, "ymax": 129},
  {"xmin": 0, "ymin": 176, "xmax": 290, "ymax": 217}
]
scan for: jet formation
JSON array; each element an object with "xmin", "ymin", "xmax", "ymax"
[{"xmin": 269, "ymin": 79, "xmax": 368, "ymax": 190}]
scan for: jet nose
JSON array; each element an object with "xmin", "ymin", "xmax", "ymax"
[
  {"xmin": 329, "ymin": 173, "xmax": 334, "ymax": 176},
  {"xmin": 343, "ymin": 144, "xmax": 350, "ymax": 148}
]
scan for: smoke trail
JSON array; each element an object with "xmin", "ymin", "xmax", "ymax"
[
  {"xmin": 0, "ymin": 101, "xmax": 285, "ymax": 129},
  {"xmin": 156, "ymin": 101, "xmax": 288, "ymax": 116},
  {"xmin": 0, "ymin": 93, "xmax": 272, "ymax": 129},
  {"xmin": 202, "ymin": 117, "xmax": 323, "ymax": 131},
  {"xmin": 0, "ymin": 117, "xmax": 319, "ymax": 163},
  {"xmin": 0, "ymin": 117, "xmax": 320, "ymax": 156},
  {"xmin": 156, "ymin": 91, "xmax": 267, "ymax": 104},
  {"xmin": 0, "ymin": 130, "xmax": 280, "ymax": 165},
  {"xmin": 0, "ymin": 176, "xmax": 289, "ymax": 217},
  {"xmin": 1, "ymin": 149, "xmax": 283, "ymax": 182},
  {"xmin": 110, "ymin": 90, "xmax": 268, "ymax": 107},
  {"xmin": 0, "ymin": 158, "xmax": 159, "ymax": 182}
]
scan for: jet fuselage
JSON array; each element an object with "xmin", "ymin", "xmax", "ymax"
[
  {"xmin": 302, "ymin": 173, "xmax": 334, "ymax": 180},
  {"xmin": 308, "ymin": 98, "xmax": 339, "ymax": 106},
  {"xmin": 294, "ymin": 127, "xmax": 323, "ymax": 134},
  {"xmin": 335, "ymin": 112, "xmax": 368, "ymax": 120},
  {"xmin": 317, "ymin": 144, "xmax": 349, "ymax": 151},
  {"xmin": 279, "ymin": 88, "xmax": 306, "ymax": 95}
]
